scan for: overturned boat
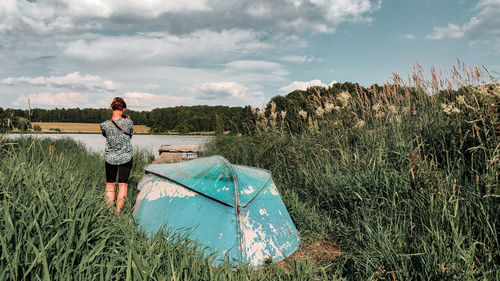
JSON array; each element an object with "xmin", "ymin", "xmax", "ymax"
[{"xmin": 133, "ymin": 156, "xmax": 300, "ymax": 267}]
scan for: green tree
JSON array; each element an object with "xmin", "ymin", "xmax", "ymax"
[{"xmin": 14, "ymin": 117, "xmax": 31, "ymax": 131}]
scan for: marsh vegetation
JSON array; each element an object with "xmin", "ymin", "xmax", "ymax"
[
  {"xmin": 0, "ymin": 63, "xmax": 498, "ymax": 280},
  {"xmin": 205, "ymin": 63, "xmax": 499, "ymax": 279}
]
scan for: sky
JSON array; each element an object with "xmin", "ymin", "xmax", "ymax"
[{"xmin": 0, "ymin": 0, "xmax": 498, "ymax": 110}]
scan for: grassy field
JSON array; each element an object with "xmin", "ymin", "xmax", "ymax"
[
  {"xmin": 0, "ymin": 65, "xmax": 498, "ymax": 280},
  {"xmin": 0, "ymin": 138, "xmax": 327, "ymax": 280},
  {"xmin": 204, "ymin": 68, "xmax": 499, "ymax": 279},
  {"xmin": 30, "ymin": 122, "xmax": 151, "ymax": 134}
]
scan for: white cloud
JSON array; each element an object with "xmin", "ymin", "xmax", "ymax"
[
  {"xmin": 426, "ymin": 0, "xmax": 500, "ymax": 48},
  {"xmin": 316, "ymin": 0, "xmax": 381, "ymax": 25},
  {"xmin": 225, "ymin": 60, "xmax": 282, "ymax": 71},
  {"xmin": 145, "ymin": 84, "xmax": 160, "ymax": 90},
  {"xmin": 0, "ymin": 0, "xmax": 382, "ymax": 109},
  {"xmin": 198, "ymin": 82, "xmax": 247, "ymax": 100},
  {"xmin": 275, "ymin": 0, "xmax": 380, "ymax": 33},
  {"xmin": 426, "ymin": 24, "xmax": 464, "ymax": 40},
  {"xmin": 401, "ymin": 34, "xmax": 415, "ymax": 40},
  {"xmin": 121, "ymin": 92, "xmax": 184, "ymax": 109},
  {"xmin": 279, "ymin": 79, "xmax": 337, "ymax": 94},
  {"xmin": 279, "ymin": 18, "xmax": 336, "ymax": 33},
  {"xmin": 62, "ymin": 30, "xmax": 271, "ymax": 63},
  {"xmin": 1, "ymin": 72, "xmax": 116, "ymax": 91},
  {"xmin": 279, "ymin": 55, "xmax": 316, "ymax": 63},
  {"xmin": 0, "ymin": 0, "xmax": 380, "ymax": 35},
  {"xmin": 246, "ymin": 3, "xmax": 272, "ymax": 18},
  {"xmin": 15, "ymin": 92, "xmax": 87, "ymax": 107},
  {"xmin": 0, "ymin": 0, "xmax": 210, "ymax": 35},
  {"xmin": 62, "ymin": 0, "xmax": 210, "ymax": 18},
  {"xmin": 465, "ymin": 0, "xmax": 500, "ymax": 38},
  {"xmin": 225, "ymin": 60, "xmax": 289, "ymax": 76}
]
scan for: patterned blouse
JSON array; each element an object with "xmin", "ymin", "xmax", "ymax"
[{"xmin": 100, "ymin": 117, "xmax": 134, "ymax": 165}]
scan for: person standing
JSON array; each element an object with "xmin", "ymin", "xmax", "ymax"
[{"xmin": 100, "ymin": 97, "xmax": 134, "ymax": 213}]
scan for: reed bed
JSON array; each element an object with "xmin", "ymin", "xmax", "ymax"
[
  {"xmin": 0, "ymin": 62, "xmax": 498, "ymax": 280},
  {"xmin": 0, "ymin": 137, "xmax": 329, "ymax": 280},
  {"xmin": 205, "ymin": 63, "xmax": 499, "ymax": 280}
]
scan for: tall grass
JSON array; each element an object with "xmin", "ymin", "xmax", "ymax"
[
  {"xmin": 205, "ymin": 64, "xmax": 499, "ymax": 279},
  {"xmin": 0, "ymin": 137, "xmax": 331, "ymax": 280}
]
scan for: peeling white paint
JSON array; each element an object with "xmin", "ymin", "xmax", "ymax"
[
  {"xmin": 269, "ymin": 183, "xmax": 280, "ymax": 196},
  {"xmin": 216, "ymin": 185, "xmax": 231, "ymax": 193},
  {"xmin": 241, "ymin": 185, "xmax": 255, "ymax": 195},
  {"xmin": 137, "ymin": 176, "xmax": 197, "ymax": 201},
  {"xmin": 282, "ymin": 241, "xmax": 292, "ymax": 250},
  {"xmin": 135, "ymin": 171, "xmax": 300, "ymax": 267},
  {"xmin": 239, "ymin": 211, "xmax": 282, "ymax": 266},
  {"xmin": 269, "ymin": 223, "xmax": 278, "ymax": 234}
]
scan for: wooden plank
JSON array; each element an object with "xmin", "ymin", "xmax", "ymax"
[
  {"xmin": 159, "ymin": 145, "xmax": 201, "ymax": 154},
  {"xmin": 153, "ymin": 152, "xmax": 183, "ymax": 164}
]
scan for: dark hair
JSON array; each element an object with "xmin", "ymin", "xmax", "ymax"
[{"xmin": 111, "ymin": 97, "xmax": 126, "ymax": 111}]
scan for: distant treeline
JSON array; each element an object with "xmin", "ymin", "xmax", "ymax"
[
  {"xmin": 2, "ymin": 81, "xmax": 473, "ymax": 134},
  {"xmin": 0, "ymin": 105, "xmax": 255, "ymax": 134}
]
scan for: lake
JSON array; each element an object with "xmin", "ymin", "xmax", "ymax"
[{"xmin": 5, "ymin": 134, "xmax": 213, "ymax": 156}]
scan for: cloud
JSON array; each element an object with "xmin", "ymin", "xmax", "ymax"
[
  {"xmin": 225, "ymin": 60, "xmax": 289, "ymax": 76},
  {"xmin": 426, "ymin": 0, "xmax": 500, "ymax": 47},
  {"xmin": 0, "ymin": 0, "xmax": 381, "ymax": 36},
  {"xmin": 145, "ymin": 84, "xmax": 160, "ymax": 90},
  {"xmin": 401, "ymin": 34, "xmax": 415, "ymax": 40},
  {"xmin": 121, "ymin": 92, "xmax": 184, "ymax": 109},
  {"xmin": 279, "ymin": 79, "xmax": 337, "ymax": 94},
  {"xmin": 225, "ymin": 60, "xmax": 282, "ymax": 71},
  {"xmin": 464, "ymin": 0, "xmax": 500, "ymax": 38},
  {"xmin": 15, "ymin": 92, "xmax": 87, "ymax": 107},
  {"xmin": 62, "ymin": 0, "xmax": 210, "ymax": 18},
  {"xmin": 426, "ymin": 24, "xmax": 464, "ymax": 40},
  {"xmin": 1, "ymin": 72, "xmax": 116, "ymax": 91},
  {"xmin": 197, "ymin": 82, "xmax": 247, "ymax": 100},
  {"xmin": 0, "ymin": 0, "xmax": 382, "ymax": 109},
  {"xmin": 279, "ymin": 55, "xmax": 317, "ymax": 63},
  {"xmin": 62, "ymin": 30, "xmax": 271, "ymax": 63},
  {"xmin": 0, "ymin": 0, "xmax": 210, "ymax": 35}
]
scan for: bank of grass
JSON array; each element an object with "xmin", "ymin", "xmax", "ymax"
[
  {"xmin": 205, "ymin": 68, "xmax": 499, "ymax": 279},
  {"xmin": 0, "ymin": 137, "xmax": 329, "ymax": 280},
  {"xmin": 1, "ymin": 64, "xmax": 498, "ymax": 280}
]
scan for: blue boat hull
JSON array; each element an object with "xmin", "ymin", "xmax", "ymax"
[{"xmin": 133, "ymin": 156, "xmax": 300, "ymax": 267}]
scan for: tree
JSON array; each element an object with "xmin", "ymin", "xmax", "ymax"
[{"xmin": 14, "ymin": 117, "xmax": 31, "ymax": 131}]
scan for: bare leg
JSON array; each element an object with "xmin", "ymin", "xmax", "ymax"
[
  {"xmin": 116, "ymin": 183, "xmax": 128, "ymax": 213},
  {"xmin": 105, "ymin": 182, "xmax": 115, "ymax": 206}
]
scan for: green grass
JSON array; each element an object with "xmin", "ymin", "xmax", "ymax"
[
  {"xmin": 0, "ymin": 137, "xmax": 330, "ymax": 280},
  {"xmin": 204, "ymin": 82, "xmax": 499, "ymax": 279},
  {"xmin": 1, "ymin": 65, "xmax": 498, "ymax": 280}
]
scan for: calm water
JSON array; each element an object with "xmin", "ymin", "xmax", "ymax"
[{"xmin": 5, "ymin": 134, "xmax": 213, "ymax": 156}]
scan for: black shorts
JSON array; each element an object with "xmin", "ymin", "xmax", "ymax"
[{"xmin": 105, "ymin": 159, "xmax": 133, "ymax": 183}]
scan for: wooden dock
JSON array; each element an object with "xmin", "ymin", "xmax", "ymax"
[{"xmin": 153, "ymin": 145, "xmax": 201, "ymax": 164}]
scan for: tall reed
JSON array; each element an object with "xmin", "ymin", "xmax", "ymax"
[
  {"xmin": 205, "ymin": 63, "xmax": 499, "ymax": 280},
  {"xmin": 0, "ymin": 137, "xmax": 331, "ymax": 280}
]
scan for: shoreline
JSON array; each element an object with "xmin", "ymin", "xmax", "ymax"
[
  {"xmin": 4, "ymin": 122, "xmax": 217, "ymax": 136},
  {"xmin": 5, "ymin": 131, "xmax": 216, "ymax": 136}
]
